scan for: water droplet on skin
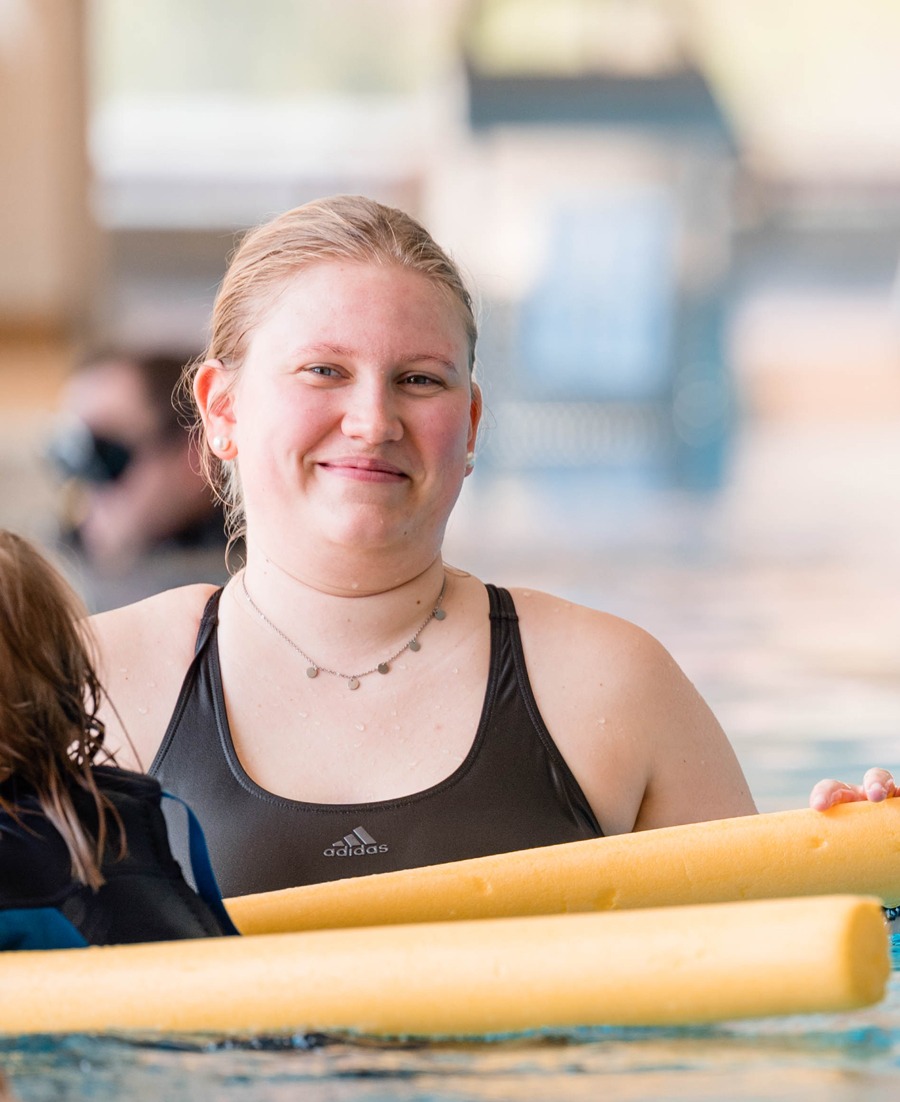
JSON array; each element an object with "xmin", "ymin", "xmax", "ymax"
[
  {"xmin": 452, "ymin": 668, "xmax": 459, "ymax": 674},
  {"xmin": 598, "ymin": 717, "xmax": 607, "ymax": 726},
  {"xmin": 298, "ymin": 712, "xmax": 308, "ymax": 718},
  {"xmin": 355, "ymin": 723, "xmax": 365, "ymax": 731},
  {"xmin": 137, "ymin": 707, "xmax": 148, "ymax": 716}
]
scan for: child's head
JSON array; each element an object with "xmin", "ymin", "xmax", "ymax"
[{"xmin": 0, "ymin": 530, "xmax": 116, "ymax": 889}]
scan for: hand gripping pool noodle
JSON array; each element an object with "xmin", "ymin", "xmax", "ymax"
[
  {"xmin": 227, "ymin": 801, "xmax": 900, "ymax": 935},
  {"xmin": 0, "ymin": 896, "xmax": 889, "ymax": 1035}
]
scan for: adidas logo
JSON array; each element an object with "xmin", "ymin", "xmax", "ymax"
[{"xmin": 323, "ymin": 826, "xmax": 389, "ymax": 858}]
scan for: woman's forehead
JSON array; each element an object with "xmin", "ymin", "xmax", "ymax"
[{"xmin": 244, "ymin": 261, "xmax": 470, "ymax": 356}]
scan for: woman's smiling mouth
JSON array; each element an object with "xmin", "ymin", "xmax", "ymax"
[{"xmin": 317, "ymin": 456, "xmax": 408, "ymax": 482}]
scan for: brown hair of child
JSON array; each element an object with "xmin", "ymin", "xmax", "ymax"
[{"xmin": 0, "ymin": 530, "xmax": 122, "ymax": 889}]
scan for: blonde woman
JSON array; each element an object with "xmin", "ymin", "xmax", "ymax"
[{"xmin": 89, "ymin": 195, "xmax": 883, "ymax": 899}]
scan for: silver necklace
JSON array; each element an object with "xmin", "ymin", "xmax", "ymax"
[{"xmin": 240, "ymin": 571, "xmax": 447, "ymax": 690}]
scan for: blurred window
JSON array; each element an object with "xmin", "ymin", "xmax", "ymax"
[
  {"xmin": 464, "ymin": 0, "xmax": 688, "ymax": 76},
  {"xmin": 86, "ymin": 0, "xmax": 463, "ymax": 228}
]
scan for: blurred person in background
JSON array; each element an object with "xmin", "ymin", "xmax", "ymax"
[{"xmin": 47, "ymin": 350, "xmax": 230, "ymax": 611}]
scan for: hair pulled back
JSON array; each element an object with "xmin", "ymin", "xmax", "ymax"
[
  {"xmin": 182, "ymin": 194, "xmax": 478, "ymax": 543},
  {"xmin": 0, "ymin": 531, "xmax": 120, "ymax": 890}
]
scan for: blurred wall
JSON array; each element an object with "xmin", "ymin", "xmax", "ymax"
[{"xmin": 0, "ymin": 0, "xmax": 95, "ymax": 334}]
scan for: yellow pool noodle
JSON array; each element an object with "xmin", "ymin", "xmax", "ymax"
[
  {"xmin": 0, "ymin": 896, "xmax": 889, "ymax": 1036},
  {"xmin": 228, "ymin": 801, "xmax": 900, "ymax": 936}
]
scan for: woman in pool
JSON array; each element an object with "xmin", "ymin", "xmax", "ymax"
[{"xmin": 88, "ymin": 195, "xmax": 888, "ymax": 898}]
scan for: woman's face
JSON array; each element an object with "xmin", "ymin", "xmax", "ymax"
[{"xmin": 203, "ymin": 261, "xmax": 480, "ymax": 574}]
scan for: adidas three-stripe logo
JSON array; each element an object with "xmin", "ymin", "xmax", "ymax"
[{"xmin": 323, "ymin": 826, "xmax": 389, "ymax": 858}]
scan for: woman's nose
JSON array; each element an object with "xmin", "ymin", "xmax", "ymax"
[{"xmin": 341, "ymin": 383, "xmax": 403, "ymax": 444}]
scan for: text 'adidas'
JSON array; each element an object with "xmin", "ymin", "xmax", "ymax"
[{"xmin": 323, "ymin": 826, "xmax": 389, "ymax": 858}]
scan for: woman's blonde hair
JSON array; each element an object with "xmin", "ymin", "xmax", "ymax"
[
  {"xmin": 181, "ymin": 194, "xmax": 478, "ymax": 544},
  {"xmin": 0, "ymin": 531, "xmax": 121, "ymax": 890}
]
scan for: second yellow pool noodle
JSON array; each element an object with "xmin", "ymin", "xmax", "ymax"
[
  {"xmin": 227, "ymin": 801, "xmax": 900, "ymax": 935},
  {"xmin": 0, "ymin": 896, "xmax": 889, "ymax": 1036}
]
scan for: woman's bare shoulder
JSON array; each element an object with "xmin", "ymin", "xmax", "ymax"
[
  {"xmin": 506, "ymin": 584, "xmax": 755, "ymax": 832},
  {"xmin": 88, "ymin": 583, "xmax": 222, "ymax": 770},
  {"xmin": 507, "ymin": 585, "xmax": 656, "ymax": 660},
  {"xmin": 505, "ymin": 584, "xmax": 671, "ymax": 732},
  {"xmin": 528, "ymin": 590, "xmax": 708, "ymax": 736},
  {"xmin": 90, "ymin": 583, "xmax": 219, "ymax": 654}
]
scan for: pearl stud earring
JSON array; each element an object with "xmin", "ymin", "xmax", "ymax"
[
  {"xmin": 212, "ymin": 436, "xmax": 231, "ymax": 452},
  {"xmin": 465, "ymin": 450, "xmax": 476, "ymax": 473}
]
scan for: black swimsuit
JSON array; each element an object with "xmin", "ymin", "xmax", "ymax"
[{"xmin": 150, "ymin": 584, "xmax": 603, "ymax": 897}]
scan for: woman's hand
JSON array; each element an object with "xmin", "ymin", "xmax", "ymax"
[{"xmin": 809, "ymin": 767, "xmax": 898, "ymax": 811}]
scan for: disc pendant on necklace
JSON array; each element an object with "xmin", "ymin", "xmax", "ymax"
[
  {"xmin": 306, "ymin": 667, "xmax": 318, "ymax": 679},
  {"xmin": 347, "ymin": 678, "xmax": 360, "ymax": 690},
  {"xmin": 409, "ymin": 639, "xmax": 421, "ymax": 652},
  {"xmin": 434, "ymin": 608, "xmax": 446, "ymax": 621},
  {"xmin": 377, "ymin": 662, "xmax": 390, "ymax": 675}
]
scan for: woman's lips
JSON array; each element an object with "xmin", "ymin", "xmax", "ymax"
[{"xmin": 318, "ymin": 457, "xmax": 408, "ymax": 482}]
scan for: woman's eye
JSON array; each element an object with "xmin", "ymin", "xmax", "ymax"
[
  {"xmin": 401, "ymin": 373, "xmax": 442, "ymax": 388},
  {"xmin": 306, "ymin": 364, "xmax": 341, "ymax": 378}
]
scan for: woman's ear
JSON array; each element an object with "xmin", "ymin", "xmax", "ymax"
[
  {"xmin": 194, "ymin": 360, "xmax": 237, "ymax": 453},
  {"xmin": 467, "ymin": 383, "xmax": 483, "ymax": 454}
]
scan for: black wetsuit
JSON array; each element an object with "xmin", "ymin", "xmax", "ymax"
[
  {"xmin": 0, "ymin": 767, "xmax": 230, "ymax": 947},
  {"xmin": 151, "ymin": 584, "xmax": 603, "ymax": 898}
]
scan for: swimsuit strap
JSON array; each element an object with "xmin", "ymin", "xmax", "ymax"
[{"xmin": 195, "ymin": 587, "xmax": 225, "ymax": 656}]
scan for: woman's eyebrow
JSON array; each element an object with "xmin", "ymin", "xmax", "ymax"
[
  {"xmin": 401, "ymin": 354, "xmax": 461, "ymax": 372},
  {"xmin": 292, "ymin": 342, "xmax": 355, "ymax": 359}
]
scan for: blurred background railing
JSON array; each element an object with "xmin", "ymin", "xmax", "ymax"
[{"xmin": 2, "ymin": 0, "xmax": 900, "ymax": 804}]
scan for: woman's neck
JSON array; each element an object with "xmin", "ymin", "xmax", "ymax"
[{"xmin": 232, "ymin": 547, "xmax": 448, "ymax": 673}]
